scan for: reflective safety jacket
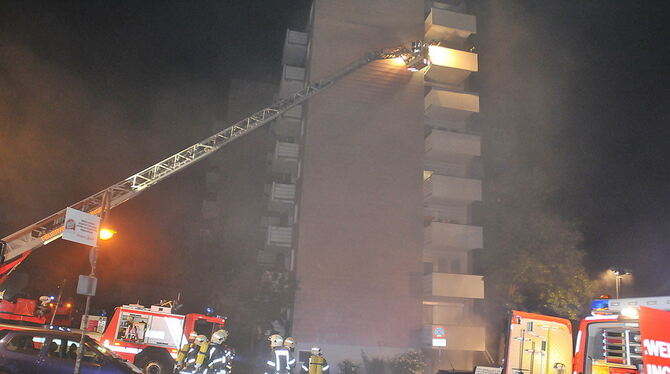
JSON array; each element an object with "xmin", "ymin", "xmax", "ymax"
[
  {"xmin": 265, "ymin": 347, "xmax": 295, "ymax": 374},
  {"xmin": 301, "ymin": 354, "xmax": 329, "ymax": 374},
  {"xmin": 202, "ymin": 343, "xmax": 230, "ymax": 374}
]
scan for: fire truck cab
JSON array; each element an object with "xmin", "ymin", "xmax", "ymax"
[
  {"xmin": 573, "ymin": 296, "xmax": 670, "ymax": 374},
  {"xmin": 93, "ymin": 304, "xmax": 225, "ymax": 374}
]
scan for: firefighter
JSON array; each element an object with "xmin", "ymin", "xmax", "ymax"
[
  {"xmin": 265, "ymin": 334, "xmax": 292, "ymax": 374},
  {"xmin": 283, "ymin": 337, "xmax": 297, "ymax": 373},
  {"xmin": 174, "ymin": 331, "xmax": 198, "ymax": 373},
  {"xmin": 300, "ymin": 347, "xmax": 329, "ymax": 374},
  {"xmin": 202, "ymin": 329, "xmax": 230, "ymax": 374},
  {"xmin": 180, "ymin": 334, "xmax": 208, "ymax": 374}
]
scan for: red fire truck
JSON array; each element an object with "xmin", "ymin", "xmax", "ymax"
[
  {"xmin": 0, "ymin": 296, "xmax": 74, "ymax": 326},
  {"xmin": 503, "ymin": 296, "xmax": 670, "ymax": 374},
  {"xmin": 88, "ymin": 304, "xmax": 225, "ymax": 374}
]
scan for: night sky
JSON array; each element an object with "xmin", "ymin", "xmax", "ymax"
[{"xmin": 1, "ymin": 0, "xmax": 669, "ymax": 311}]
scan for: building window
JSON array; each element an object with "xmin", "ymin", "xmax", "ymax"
[
  {"xmin": 423, "ymin": 262, "xmax": 434, "ymax": 275},
  {"xmin": 451, "ymin": 258, "xmax": 462, "ymax": 274},
  {"xmin": 437, "ymin": 258, "xmax": 450, "ymax": 273},
  {"xmin": 298, "ymin": 350, "xmax": 311, "ymax": 363}
]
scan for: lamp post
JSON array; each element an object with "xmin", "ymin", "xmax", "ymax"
[
  {"xmin": 74, "ymin": 192, "xmax": 115, "ymax": 374},
  {"xmin": 609, "ymin": 267, "xmax": 632, "ymax": 298}
]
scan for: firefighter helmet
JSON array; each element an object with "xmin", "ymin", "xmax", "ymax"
[
  {"xmin": 269, "ymin": 334, "xmax": 284, "ymax": 348},
  {"xmin": 284, "ymin": 337, "xmax": 296, "ymax": 349},
  {"xmin": 188, "ymin": 331, "xmax": 198, "ymax": 342},
  {"xmin": 311, "ymin": 347, "xmax": 321, "ymax": 356},
  {"xmin": 194, "ymin": 335, "xmax": 208, "ymax": 346},
  {"xmin": 211, "ymin": 329, "xmax": 229, "ymax": 345}
]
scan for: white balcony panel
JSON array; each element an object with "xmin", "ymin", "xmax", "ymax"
[
  {"xmin": 257, "ymin": 250, "xmax": 280, "ymax": 266},
  {"xmin": 425, "ymin": 46, "xmax": 477, "ymax": 85},
  {"xmin": 425, "ymin": 89, "xmax": 479, "ymax": 122},
  {"xmin": 282, "ymin": 29, "xmax": 308, "ymax": 66},
  {"xmin": 422, "ymin": 324, "xmax": 485, "ymax": 351},
  {"xmin": 425, "ymin": 8, "xmax": 476, "ymax": 42},
  {"xmin": 279, "ymin": 66, "xmax": 306, "ymax": 97},
  {"xmin": 284, "ymin": 104, "xmax": 303, "ymax": 120},
  {"xmin": 426, "ymin": 129, "xmax": 480, "ymax": 163},
  {"xmin": 424, "ymin": 222, "xmax": 482, "ymax": 251},
  {"xmin": 424, "ymin": 272, "xmax": 484, "ymax": 299},
  {"xmin": 271, "ymin": 142, "xmax": 300, "ymax": 174},
  {"xmin": 268, "ymin": 183, "xmax": 296, "ymax": 213},
  {"xmin": 266, "ymin": 225, "xmax": 293, "ymax": 248},
  {"xmin": 424, "ymin": 174, "xmax": 481, "ymax": 204}
]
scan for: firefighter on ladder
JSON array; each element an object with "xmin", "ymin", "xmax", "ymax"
[
  {"xmin": 174, "ymin": 332, "xmax": 199, "ymax": 373},
  {"xmin": 202, "ymin": 329, "xmax": 231, "ymax": 374},
  {"xmin": 265, "ymin": 334, "xmax": 294, "ymax": 374},
  {"xmin": 301, "ymin": 347, "xmax": 329, "ymax": 374},
  {"xmin": 179, "ymin": 334, "xmax": 208, "ymax": 374}
]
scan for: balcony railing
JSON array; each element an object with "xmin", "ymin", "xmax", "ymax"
[
  {"xmin": 424, "ymin": 173, "xmax": 481, "ymax": 204},
  {"xmin": 279, "ymin": 65, "xmax": 306, "ymax": 97},
  {"xmin": 268, "ymin": 183, "xmax": 296, "ymax": 213},
  {"xmin": 282, "ymin": 29, "xmax": 308, "ymax": 67},
  {"xmin": 425, "ymin": 45, "xmax": 477, "ymax": 86},
  {"xmin": 266, "ymin": 225, "xmax": 293, "ymax": 248},
  {"xmin": 270, "ymin": 141, "xmax": 300, "ymax": 174},
  {"xmin": 424, "ymin": 272, "xmax": 484, "ymax": 299},
  {"xmin": 424, "ymin": 221, "xmax": 482, "ymax": 251},
  {"xmin": 425, "ymin": 7, "xmax": 476, "ymax": 43},
  {"xmin": 426, "ymin": 129, "xmax": 480, "ymax": 162},
  {"xmin": 425, "ymin": 87, "xmax": 479, "ymax": 122}
]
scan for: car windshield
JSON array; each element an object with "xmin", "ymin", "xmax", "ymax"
[{"xmin": 83, "ymin": 336, "xmax": 122, "ymax": 360}]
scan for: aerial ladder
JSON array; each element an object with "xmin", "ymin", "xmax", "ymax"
[{"xmin": 0, "ymin": 42, "xmax": 432, "ymax": 281}]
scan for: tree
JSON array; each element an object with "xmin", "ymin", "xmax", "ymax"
[
  {"xmin": 338, "ymin": 359, "xmax": 360, "ymax": 374},
  {"xmin": 483, "ymin": 169, "xmax": 592, "ymax": 320},
  {"xmin": 389, "ymin": 351, "xmax": 426, "ymax": 374},
  {"xmin": 361, "ymin": 352, "xmax": 387, "ymax": 374}
]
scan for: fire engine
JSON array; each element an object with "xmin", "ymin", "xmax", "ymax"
[
  {"xmin": 0, "ymin": 296, "xmax": 74, "ymax": 326},
  {"xmin": 85, "ymin": 303, "xmax": 225, "ymax": 374},
  {"xmin": 503, "ymin": 296, "xmax": 670, "ymax": 374}
]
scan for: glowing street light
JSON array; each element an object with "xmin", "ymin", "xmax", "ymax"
[
  {"xmin": 98, "ymin": 228, "xmax": 116, "ymax": 241},
  {"xmin": 609, "ymin": 267, "xmax": 632, "ymax": 298}
]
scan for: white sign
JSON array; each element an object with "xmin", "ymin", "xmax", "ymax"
[
  {"xmin": 62, "ymin": 207, "xmax": 101, "ymax": 247},
  {"xmin": 432, "ymin": 338, "xmax": 447, "ymax": 347},
  {"xmin": 474, "ymin": 366, "xmax": 503, "ymax": 374}
]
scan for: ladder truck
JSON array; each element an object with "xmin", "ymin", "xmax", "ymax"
[{"xmin": 0, "ymin": 42, "xmax": 429, "ymax": 280}]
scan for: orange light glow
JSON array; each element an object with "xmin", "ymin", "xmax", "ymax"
[
  {"xmin": 99, "ymin": 228, "xmax": 117, "ymax": 241},
  {"xmin": 391, "ymin": 56, "xmax": 406, "ymax": 66},
  {"xmin": 65, "ymin": 303, "xmax": 72, "ymax": 308}
]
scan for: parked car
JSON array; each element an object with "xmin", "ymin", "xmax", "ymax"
[{"xmin": 0, "ymin": 324, "xmax": 142, "ymax": 373}]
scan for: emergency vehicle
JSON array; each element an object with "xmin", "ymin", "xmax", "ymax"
[
  {"xmin": 0, "ymin": 296, "xmax": 74, "ymax": 326},
  {"xmin": 503, "ymin": 296, "xmax": 670, "ymax": 374},
  {"xmin": 88, "ymin": 304, "xmax": 225, "ymax": 374}
]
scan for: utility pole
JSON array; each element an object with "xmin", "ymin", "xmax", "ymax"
[{"xmin": 74, "ymin": 190, "xmax": 110, "ymax": 374}]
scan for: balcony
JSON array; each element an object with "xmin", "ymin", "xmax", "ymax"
[
  {"xmin": 424, "ymin": 272, "xmax": 484, "ymax": 299},
  {"xmin": 424, "ymin": 221, "xmax": 482, "ymax": 251},
  {"xmin": 279, "ymin": 65, "xmax": 305, "ymax": 98},
  {"xmin": 425, "ymin": 7, "xmax": 476, "ymax": 43},
  {"xmin": 426, "ymin": 129, "xmax": 480, "ymax": 163},
  {"xmin": 268, "ymin": 182, "xmax": 296, "ymax": 213},
  {"xmin": 424, "ymin": 174, "xmax": 481, "ymax": 205},
  {"xmin": 425, "ymin": 88, "xmax": 479, "ymax": 122},
  {"xmin": 266, "ymin": 225, "xmax": 293, "ymax": 248},
  {"xmin": 282, "ymin": 29, "xmax": 308, "ymax": 67},
  {"xmin": 425, "ymin": 45, "xmax": 477, "ymax": 86},
  {"xmin": 274, "ymin": 105, "xmax": 303, "ymax": 138},
  {"xmin": 422, "ymin": 324, "xmax": 485, "ymax": 351},
  {"xmin": 270, "ymin": 141, "xmax": 300, "ymax": 174}
]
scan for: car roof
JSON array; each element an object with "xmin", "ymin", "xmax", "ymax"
[{"xmin": 0, "ymin": 324, "xmax": 84, "ymax": 340}]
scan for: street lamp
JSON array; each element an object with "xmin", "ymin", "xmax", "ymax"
[
  {"xmin": 609, "ymin": 267, "xmax": 632, "ymax": 298},
  {"xmin": 98, "ymin": 228, "xmax": 116, "ymax": 241}
]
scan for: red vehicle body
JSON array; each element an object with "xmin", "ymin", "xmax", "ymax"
[
  {"xmin": 0, "ymin": 297, "xmax": 73, "ymax": 326},
  {"xmin": 91, "ymin": 304, "xmax": 225, "ymax": 374},
  {"xmin": 503, "ymin": 297, "xmax": 668, "ymax": 374}
]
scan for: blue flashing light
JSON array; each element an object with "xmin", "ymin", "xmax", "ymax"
[
  {"xmin": 591, "ymin": 298, "xmax": 609, "ymax": 311},
  {"xmin": 205, "ymin": 307, "xmax": 215, "ymax": 315}
]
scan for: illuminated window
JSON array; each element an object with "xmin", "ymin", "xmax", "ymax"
[{"xmin": 423, "ymin": 170, "xmax": 433, "ymax": 181}]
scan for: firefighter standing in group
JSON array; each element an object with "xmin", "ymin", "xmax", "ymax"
[
  {"xmin": 179, "ymin": 334, "xmax": 208, "ymax": 374},
  {"xmin": 301, "ymin": 347, "xmax": 329, "ymax": 374},
  {"xmin": 265, "ymin": 334, "xmax": 293, "ymax": 374},
  {"xmin": 202, "ymin": 329, "xmax": 231, "ymax": 374},
  {"xmin": 174, "ymin": 332, "xmax": 198, "ymax": 373},
  {"xmin": 283, "ymin": 337, "xmax": 297, "ymax": 373}
]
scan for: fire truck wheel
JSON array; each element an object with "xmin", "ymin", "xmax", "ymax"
[{"xmin": 135, "ymin": 353, "xmax": 173, "ymax": 374}]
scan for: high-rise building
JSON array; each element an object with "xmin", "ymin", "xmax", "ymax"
[{"xmin": 210, "ymin": 0, "xmax": 485, "ymax": 370}]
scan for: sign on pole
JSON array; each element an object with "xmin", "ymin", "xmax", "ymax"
[
  {"xmin": 62, "ymin": 207, "xmax": 100, "ymax": 247},
  {"xmin": 432, "ymin": 325, "xmax": 447, "ymax": 347},
  {"xmin": 640, "ymin": 306, "xmax": 670, "ymax": 374}
]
